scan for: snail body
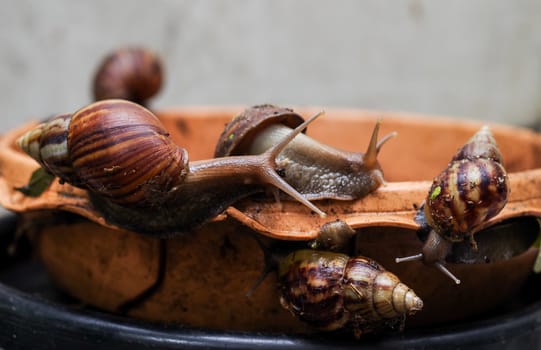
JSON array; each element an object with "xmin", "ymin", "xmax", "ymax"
[
  {"xmin": 396, "ymin": 126, "xmax": 510, "ymax": 283},
  {"xmin": 215, "ymin": 105, "xmax": 396, "ymax": 201},
  {"xmin": 17, "ymin": 100, "xmax": 326, "ymax": 236},
  {"xmin": 278, "ymin": 249, "xmax": 423, "ymax": 337}
]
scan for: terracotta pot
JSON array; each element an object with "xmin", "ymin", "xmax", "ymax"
[{"xmin": 0, "ymin": 107, "xmax": 540, "ymax": 333}]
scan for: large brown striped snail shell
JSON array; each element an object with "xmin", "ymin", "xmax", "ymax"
[
  {"xmin": 17, "ymin": 101, "xmax": 188, "ymax": 207},
  {"xmin": 93, "ymin": 47, "xmax": 163, "ymax": 106},
  {"xmin": 278, "ymin": 249, "xmax": 423, "ymax": 337},
  {"xmin": 396, "ymin": 126, "xmax": 510, "ymax": 284},
  {"xmin": 214, "ymin": 104, "xmax": 397, "ymax": 201},
  {"xmin": 16, "ymin": 99, "xmax": 326, "ymax": 236}
]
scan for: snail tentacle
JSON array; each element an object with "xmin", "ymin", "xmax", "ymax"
[
  {"xmin": 214, "ymin": 105, "xmax": 396, "ymax": 201},
  {"xmin": 254, "ymin": 111, "xmax": 326, "ymax": 217}
]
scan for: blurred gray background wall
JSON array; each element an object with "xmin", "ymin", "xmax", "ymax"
[{"xmin": 1, "ymin": 0, "xmax": 541, "ymax": 130}]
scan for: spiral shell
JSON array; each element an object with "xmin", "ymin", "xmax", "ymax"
[
  {"xmin": 17, "ymin": 99, "xmax": 188, "ymax": 207},
  {"xmin": 215, "ymin": 105, "xmax": 394, "ymax": 201},
  {"xmin": 278, "ymin": 250, "xmax": 423, "ymax": 336},
  {"xmin": 423, "ymin": 126, "xmax": 509, "ymax": 242},
  {"xmin": 17, "ymin": 113, "xmax": 81, "ymax": 186},
  {"xmin": 214, "ymin": 104, "xmax": 306, "ymax": 157},
  {"xmin": 395, "ymin": 126, "xmax": 511, "ymax": 284},
  {"xmin": 93, "ymin": 48, "xmax": 163, "ymax": 106}
]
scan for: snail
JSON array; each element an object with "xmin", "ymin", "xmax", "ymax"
[
  {"xmin": 214, "ymin": 105, "xmax": 396, "ymax": 200},
  {"xmin": 93, "ymin": 47, "xmax": 163, "ymax": 106},
  {"xmin": 309, "ymin": 219, "xmax": 357, "ymax": 252},
  {"xmin": 277, "ymin": 249, "xmax": 423, "ymax": 338},
  {"xmin": 249, "ymin": 220, "xmax": 423, "ymax": 338},
  {"xmin": 16, "ymin": 99, "xmax": 327, "ymax": 236},
  {"xmin": 279, "ymin": 250, "xmax": 423, "ymax": 337},
  {"xmin": 395, "ymin": 125, "xmax": 510, "ymax": 284}
]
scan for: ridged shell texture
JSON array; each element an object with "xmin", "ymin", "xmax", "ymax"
[{"xmin": 278, "ymin": 250, "xmax": 423, "ymax": 335}]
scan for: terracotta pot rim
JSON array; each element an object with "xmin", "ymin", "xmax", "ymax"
[{"xmin": 1, "ymin": 107, "xmax": 540, "ymax": 240}]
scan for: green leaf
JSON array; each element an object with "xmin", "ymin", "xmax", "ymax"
[{"xmin": 14, "ymin": 168, "xmax": 55, "ymax": 197}]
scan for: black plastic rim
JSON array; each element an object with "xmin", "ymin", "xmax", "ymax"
[{"xmin": 2, "ymin": 280, "xmax": 541, "ymax": 350}]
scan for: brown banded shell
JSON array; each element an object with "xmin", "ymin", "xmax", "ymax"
[
  {"xmin": 18, "ymin": 99, "xmax": 189, "ymax": 207},
  {"xmin": 14, "ymin": 100, "xmax": 334, "ymax": 236},
  {"xmin": 395, "ymin": 125, "xmax": 511, "ymax": 284},
  {"xmin": 214, "ymin": 104, "xmax": 305, "ymax": 157},
  {"xmin": 425, "ymin": 158, "xmax": 509, "ymax": 242},
  {"xmin": 423, "ymin": 125, "xmax": 510, "ymax": 242},
  {"xmin": 215, "ymin": 105, "xmax": 393, "ymax": 201},
  {"xmin": 93, "ymin": 47, "xmax": 163, "ymax": 106},
  {"xmin": 278, "ymin": 250, "xmax": 423, "ymax": 336},
  {"xmin": 15, "ymin": 113, "xmax": 81, "ymax": 186},
  {"xmin": 451, "ymin": 125, "xmax": 503, "ymax": 163}
]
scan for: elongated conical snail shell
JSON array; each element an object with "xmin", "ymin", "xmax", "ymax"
[
  {"xmin": 396, "ymin": 126, "xmax": 510, "ymax": 284},
  {"xmin": 424, "ymin": 126, "xmax": 509, "ymax": 241},
  {"xmin": 279, "ymin": 250, "xmax": 423, "ymax": 337}
]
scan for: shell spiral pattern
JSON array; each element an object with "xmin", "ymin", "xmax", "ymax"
[
  {"xmin": 213, "ymin": 104, "xmax": 396, "ymax": 201},
  {"xmin": 16, "ymin": 99, "xmax": 328, "ymax": 235},
  {"xmin": 17, "ymin": 99, "xmax": 189, "ymax": 207},
  {"xmin": 396, "ymin": 125, "xmax": 510, "ymax": 284},
  {"xmin": 423, "ymin": 125, "xmax": 509, "ymax": 242},
  {"xmin": 278, "ymin": 250, "xmax": 423, "ymax": 337},
  {"xmin": 93, "ymin": 47, "xmax": 163, "ymax": 106}
]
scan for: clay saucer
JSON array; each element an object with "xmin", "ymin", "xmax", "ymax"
[{"xmin": 0, "ymin": 107, "xmax": 540, "ymax": 332}]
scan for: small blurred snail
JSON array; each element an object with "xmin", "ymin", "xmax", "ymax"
[{"xmin": 93, "ymin": 47, "xmax": 163, "ymax": 107}]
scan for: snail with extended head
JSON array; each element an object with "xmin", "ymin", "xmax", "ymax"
[
  {"xmin": 396, "ymin": 126, "xmax": 510, "ymax": 284},
  {"xmin": 215, "ymin": 104, "xmax": 396, "ymax": 201},
  {"xmin": 16, "ymin": 99, "xmax": 327, "ymax": 236}
]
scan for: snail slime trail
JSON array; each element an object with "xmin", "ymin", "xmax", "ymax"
[{"xmin": 16, "ymin": 100, "xmax": 326, "ymax": 236}]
